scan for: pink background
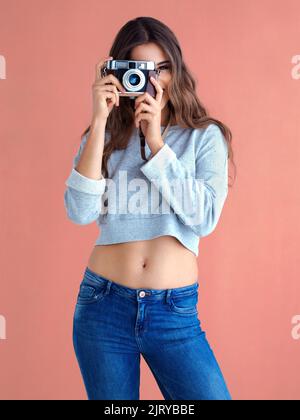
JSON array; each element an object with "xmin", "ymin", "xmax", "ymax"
[{"xmin": 1, "ymin": 0, "xmax": 300, "ymax": 400}]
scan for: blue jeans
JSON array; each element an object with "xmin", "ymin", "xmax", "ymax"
[{"xmin": 73, "ymin": 266, "xmax": 232, "ymax": 400}]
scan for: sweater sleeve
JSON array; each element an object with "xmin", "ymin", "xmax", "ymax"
[
  {"xmin": 64, "ymin": 131, "xmax": 107, "ymax": 225},
  {"xmin": 140, "ymin": 123, "xmax": 229, "ymax": 237}
]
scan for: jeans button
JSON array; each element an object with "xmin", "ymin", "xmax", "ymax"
[{"xmin": 139, "ymin": 291, "xmax": 146, "ymax": 298}]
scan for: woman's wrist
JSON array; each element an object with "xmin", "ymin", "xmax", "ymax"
[
  {"xmin": 150, "ymin": 140, "xmax": 165, "ymax": 157},
  {"xmin": 91, "ymin": 116, "xmax": 107, "ymax": 132}
]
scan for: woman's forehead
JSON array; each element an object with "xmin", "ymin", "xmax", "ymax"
[{"xmin": 130, "ymin": 43, "xmax": 168, "ymax": 64}]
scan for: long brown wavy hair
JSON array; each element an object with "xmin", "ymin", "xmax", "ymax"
[{"xmin": 81, "ymin": 16, "xmax": 236, "ymax": 186}]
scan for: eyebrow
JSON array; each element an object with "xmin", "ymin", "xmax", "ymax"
[{"xmin": 156, "ymin": 60, "xmax": 170, "ymax": 66}]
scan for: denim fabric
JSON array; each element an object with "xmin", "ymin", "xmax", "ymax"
[
  {"xmin": 73, "ymin": 267, "xmax": 232, "ymax": 400},
  {"xmin": 64, "ymin": 123, "xmax": 229, "ymax": 257}
]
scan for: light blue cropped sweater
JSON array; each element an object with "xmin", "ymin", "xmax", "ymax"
[{"xmin": 64, "ymin": 123, "xmax": 229, "ymax": 257}]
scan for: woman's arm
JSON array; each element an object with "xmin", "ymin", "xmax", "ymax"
[
  {"xmin": 140, "ymin": 123, "xmax": 229, "ymax": 237},
  {"xmin": 64, "ymin": 119, "xmax": 107, "ymax": 225}
]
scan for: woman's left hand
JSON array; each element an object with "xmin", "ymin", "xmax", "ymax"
[{"xmin": 134, "ymin": 76, "xmax": 165, "ymax": 154}]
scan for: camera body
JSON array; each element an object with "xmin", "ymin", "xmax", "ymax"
[{"xmin": 103, "ymin": 60, "xmax": 158, "ymax": 98}]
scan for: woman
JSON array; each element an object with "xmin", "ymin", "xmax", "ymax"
[{"xmin": 64, "ymin": 16, "xmax": 236, "ymax": 400}]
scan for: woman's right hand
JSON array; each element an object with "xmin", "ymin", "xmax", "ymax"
[{"xmin": 92, "ymin": 56, "xmax": 126, "ymax": 122}]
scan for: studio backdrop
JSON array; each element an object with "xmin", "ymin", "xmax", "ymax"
[{"xmin": 0, "ymin": 0, "xmax": 300, "ymax": 400}]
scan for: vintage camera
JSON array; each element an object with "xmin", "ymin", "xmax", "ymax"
[{"xmin": 102, "ymin": 60, "xmax": 158, "ymax": 99}]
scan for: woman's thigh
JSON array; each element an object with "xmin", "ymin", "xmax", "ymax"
[
  {"xmin": 72, "ymin": 272, "xmax": 141, "ymax": 400},
  {"xmin": 138, "ymin": 289, "xmax": 232, "ymax": 400}
]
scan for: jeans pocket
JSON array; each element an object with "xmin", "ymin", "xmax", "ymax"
[
  {"xmin": 76, "ymin": 280, "xmax": 107, "ymax": 306},
  {"xmin": 169, "ymin": 289, "xmax": 198, "ymax": 315}
]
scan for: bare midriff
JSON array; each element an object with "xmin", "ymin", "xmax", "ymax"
[{"xmin": 87, "ymin": 235, "xmax": 199, "ymax": 290}]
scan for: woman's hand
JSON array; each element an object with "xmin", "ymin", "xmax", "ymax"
[
  {"xmin": 92, "ymin": 56, "xmax": 126, "ymax": 123},
  {"xmin": 134, "ymin": 76, "xmax": 165, "ymax": 154}
]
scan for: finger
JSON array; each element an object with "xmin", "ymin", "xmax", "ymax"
[
  {"xmin": 107, "ymin": 92, "xmax": 119, "ymax": 110},
  {"xmin": 109, "ymin": 93, "xmax": 117, "ymax": 108},
  {"xmin": 135, "ymin": 104, "xmax": 152, "ymax": 126},
  {"xmin": 135, "ymin": 102, "xmax": 152, "ymax": 115},
  {"xmin": 137, "ymin": 92, "xmax": 157, "ymax": 107},
  {"xmin": 96, "ymin": 56, "xmax": 112, "ymax": 79},
  {"xmin": 93, "ymin": 83, "xmax": 119, "ymax": 105},
  {"xmin": 105, "ymin": 91, "xmax": 116, "ymax": 101},
  {"xmin": 106, "ymin": 74, "xmax": 125, "ymax": 93},
  {"xmin": 134, "ymin": 92, "xmax": 151, "ymax": 108},
  {"xmin": 150, "ymin": 76, "xmax": 164, "ymax": 103},
  {"xmin": 95, "ymin": 55, "xmax": 113, "ymax": 81},
  {"xmin": 96, "ymin": 83, "xmax": 119, "ymax": 100},
  {"xmin": 136, "ymin": 112, "xmax": 150, "ymax": 127},
  {"xmin": 99, "ymin": 73, "xmax": 125, "ymax": 93}
]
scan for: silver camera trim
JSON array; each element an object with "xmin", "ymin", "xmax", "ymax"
[
  {"xmin": 122, "ymin": 68, "xmax": 145, "ymax": 92},
  {"xmin": 106, "ymin": 60, "xmax": 156, "ymax": 71}
]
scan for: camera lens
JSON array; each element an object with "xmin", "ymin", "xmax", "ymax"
[
  {"xmin": 123, "ymin": 68, "xmax": 145, "ymax": 92},
  {"xmin": 129, "ymin": 73, "xmax": 141, "ymax": 86}
]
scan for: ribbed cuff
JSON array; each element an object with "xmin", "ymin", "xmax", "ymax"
[
  {"xmin": 65, "ymin": 168, "xmax": 106, "ymax": 195},
  {"xmin": 140, "ymin": 144, "xmax": 176, "ymax": 179}
]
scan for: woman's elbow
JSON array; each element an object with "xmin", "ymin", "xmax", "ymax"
[
  {"xmin": 64, "ymin": 190, "xmax": 100, "ymax": 225},
  {"xmin": 193, "ymin": 194, "xmax": 228, "ymax": 237}
]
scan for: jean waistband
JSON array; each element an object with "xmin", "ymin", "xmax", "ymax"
[{"xmin": 83, "ymin": 266, "xmax": 199, "ymax": 302}]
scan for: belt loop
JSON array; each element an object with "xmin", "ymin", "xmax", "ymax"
[
  {"xmin": 105, "ymin": 280, "xmax": 112, "ymax": 295},
  {"xmin": 165, "ymin": 289, "xmax": 172, "ymax": 304}
]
